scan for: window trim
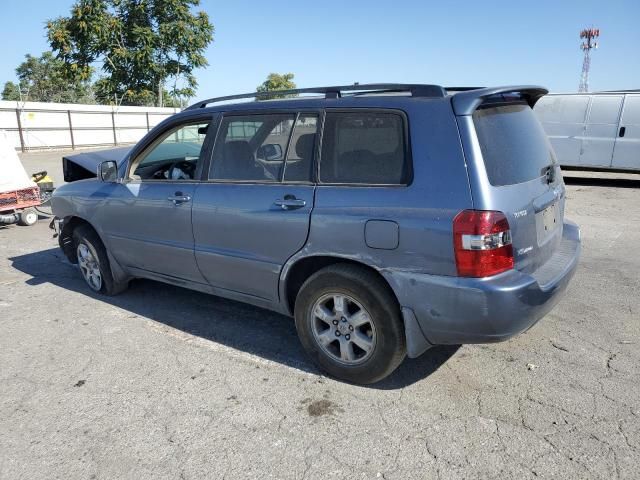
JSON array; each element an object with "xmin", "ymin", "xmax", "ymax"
[
  {"xmin": 280, "ymin": 111, "xmax": 322, "ymax": 184},
  {"xmin": 124, "ymin": 113, "xmax": 216, "ymax": 183},
  {"xmin": 206, "ymin": 109, "xmax": 321, "ymax": 185},
  {"xmin": 317, "ymin": 107, "xmax": 413, "ymax": 187}
]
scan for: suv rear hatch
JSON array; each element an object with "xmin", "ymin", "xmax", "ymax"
[{"xmin": 455, "ymin": 89, "xmax": 564, "ymax": 275}]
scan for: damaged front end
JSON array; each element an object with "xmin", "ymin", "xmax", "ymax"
[{"xmin": 63, "ymin": 147, "xmax": 132, "ymax": 182}]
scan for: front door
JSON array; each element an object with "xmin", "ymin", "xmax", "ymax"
[
  {"xmin": 97, "ymin": 117, "xmax": 213, "ymax": 283},
  {"xmin": 192, "ymin": 112, "xmax": 319, "ymax": 301},
  {"xmin": 579, "ymin": 95, "xmax": 624, "ymax": 167}
]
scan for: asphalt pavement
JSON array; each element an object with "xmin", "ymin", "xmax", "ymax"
[{"xmin": 1, "ymin": 150, "xmax": 639, "ymax": 479}]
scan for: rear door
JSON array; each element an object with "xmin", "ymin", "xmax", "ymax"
[
  {"xmin": 468, "ymin": 101, "xmax": 564, "ymax": 274},
  {"xmin": 579, "ymin": 95, "xmax": 624, "ymax": 167},
  {"xmin": 611, "ymin": 95, "xmax": 640, "ymax": 170},
  {"xmin": 191, "ymin": 111, "xmax": 318, "ymax": 301}
]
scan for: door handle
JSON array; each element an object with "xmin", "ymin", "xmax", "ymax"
[
  {"xmin": 274, "ymin": 197, "xmax": 306, "ymax": 210},
  {"xmin": 619, "ymin": 126, "xmax": 626, "ymax": 138},
  {"xmin": 167, "ymin": 193, "xmax": 192, "ymax": 205}
]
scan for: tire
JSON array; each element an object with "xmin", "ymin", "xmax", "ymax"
[
  {"xmin": 72, "ymin": 225, "xmax": 128, "ymax": 296},
  {"xmin": 294, "ymin": 264, "xmax": 406, "ymax": 384},
  {"xmin": 18, "ymin": 208, "xmax": 38, "ymax": 226}
]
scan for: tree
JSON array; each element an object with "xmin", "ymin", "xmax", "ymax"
[
  {"xmin": 1, "ymin": 52, "xmax": 94, "ymax": 103},
  {"xmin": 256, "ymin": 73, "xmax": 296, "ymax": 99},
  {"xmin": 47, "ymin": 0, "xmax": 214, "ymax": 107},
  {"xmin": 1, "ymin": 82, "xmax": 21, "ymax": 101}
]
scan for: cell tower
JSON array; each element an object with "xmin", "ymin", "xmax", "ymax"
[{"xmin": 578, "ymin": 27, "xmax": 600, "ymax": 92}]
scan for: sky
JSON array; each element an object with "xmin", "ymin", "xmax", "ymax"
[{"xmin": 1, "ymin": 0, "xmax": 639, "ymax": 103}]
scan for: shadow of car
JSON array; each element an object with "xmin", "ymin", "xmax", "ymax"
[{"xmin": 9, "ymin": 247, "xmax": 459, "ymax": 389}]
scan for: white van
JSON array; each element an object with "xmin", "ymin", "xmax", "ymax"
[{"xmin": 534, "ymin": 91, "xmax": 640, "ymax": 171}]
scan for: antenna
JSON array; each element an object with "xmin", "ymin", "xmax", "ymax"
[{"xmin": 578, "ymin": 27, "xmax": 600, "ymax": 93}]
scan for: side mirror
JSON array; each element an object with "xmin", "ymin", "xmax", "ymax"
[
  {"xmin": 98, "ymin": 161, "xmax": 118, "ymax": 183},
  {"xmin": 257, "ymin": 143, "xmax": 283, "ymax": 161}
]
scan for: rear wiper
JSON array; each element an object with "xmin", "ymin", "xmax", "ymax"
[{"xmin": 542, "ymin": 165, "xmax": 556, "ymax": 184}]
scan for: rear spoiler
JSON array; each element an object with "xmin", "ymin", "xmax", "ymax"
[{"xmin": 451, "ymin": 86, "xmax": 548, "ymax": 116}]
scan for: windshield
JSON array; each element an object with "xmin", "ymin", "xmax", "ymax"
[{"xmin": 473, "ymin": 103, "xmax": 557, "ymax": 186}]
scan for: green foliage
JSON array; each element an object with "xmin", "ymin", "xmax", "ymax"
[
  {"xmin": 256, "ymin": 73, "xmax": 297, "ymax": 99},
  {"xmin": 47, "ymin": 0, "xmax": 214, "ymax": 106},
  {"xmin": 2, "ymin": 82, "xmax": 21, "ymax": 101},
  {"xmin": 1, "ymin": 52, "xmax": 94, "ymax": 103}
]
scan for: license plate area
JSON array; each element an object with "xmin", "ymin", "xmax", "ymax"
[{"xmin": 536, "ymin": 203, "xmax": 559, "ymax": 245}]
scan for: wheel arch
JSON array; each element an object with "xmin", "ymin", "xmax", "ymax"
[
  {"xmin": 281, "ymin": 255, "xmax": 401, "ymax": 316},
  {"xmin": 59, "ymin": 216, "xmax": 101, "ymax": 264}
]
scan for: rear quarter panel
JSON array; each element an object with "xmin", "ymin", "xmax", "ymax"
[{"xmin": 282, "ymin": 98, "xmax": 473, "ymax": 294}]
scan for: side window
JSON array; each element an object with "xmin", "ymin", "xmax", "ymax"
[
  {"xmin": 129, "ymin": 122, "xmax": 209, "ymax": 181},
  {"xmin": 283, "ymin": 114, "xmax": 318, "ymax": 182},
  {"xmin": 320, "ymin": 112, "xmax": 409, "ymax": 185},
  {"xmin": 210, "ymin": 114, "xmax": 295, "ymax": 182}
]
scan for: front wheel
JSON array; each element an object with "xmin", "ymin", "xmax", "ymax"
[
  {"xmin": 294, "ymin": 264, "xmax": 406, "ymax": 384},
  {"xmin": 72, "ymin": 225, "xmax": 128, "ymax": 295}
]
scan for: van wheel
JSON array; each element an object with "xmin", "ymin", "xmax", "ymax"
[
  {"xmin": 18, "ymin": 208, "xmax": 38, "ymax": 226},
  {"xmin": 72, "ymin": 225, "xmax": 128, "ymax": 296},
  {"xmin": 294, "ymin": 264, "xmax": 406, "ymax": 384}
]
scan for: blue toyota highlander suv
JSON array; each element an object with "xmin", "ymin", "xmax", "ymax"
[{"xmin": 51, "ymin": 84, "xmax": 581, "ymax": 384}]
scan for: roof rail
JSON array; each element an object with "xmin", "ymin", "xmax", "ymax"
[{"xmin": 185, "ymin": 83, "xmax": 447, "ymax": 110}]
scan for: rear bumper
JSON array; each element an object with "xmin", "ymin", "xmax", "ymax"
[{"xmin": 387, "ymin": 221, "xmax": 581, "ymax": 350}]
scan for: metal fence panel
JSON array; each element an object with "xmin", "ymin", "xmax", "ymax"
[{"xmin": 0, "ymin": 100, "xmax": 180, "ymax": 151}]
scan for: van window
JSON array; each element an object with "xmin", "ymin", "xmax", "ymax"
[
  {"xmin": 473, "ymin": 104, "xmax": 556, "ymax": 186},
  {"xmin": 320, "ymin": 112, "xmax": 409, "ymax": 184}
]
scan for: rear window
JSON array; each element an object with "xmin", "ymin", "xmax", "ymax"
[
  {"xmin": 320, "ymin": 111, "xmax": 409, "ymax": 184},
  {"xmin": 473, "ymin": 103, "xmax": 557, "ymax": 186}
]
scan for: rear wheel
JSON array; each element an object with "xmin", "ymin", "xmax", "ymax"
[
  {"xmin": 294, "ymin": 264, "xmax": 406, "ymax": 384},
  {"xmin": 72, "ymin": 226, "xmax": 128, "ymax": 295},
  {"xmin": 18, "ymin": 208, "xmax": 38, "ymax": 226}
]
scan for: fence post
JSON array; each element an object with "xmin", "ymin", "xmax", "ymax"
[
  {"xmin": 15, "ymin": 109, "xmax": 26, "ymax": 152},
  {"xmin": 111, "ymin": 110, "xmax": 117, "ymax": 146},
  {"xmin": 146, "ymin": 112, "xmax": 150, "ymax": 132},
  {"xmin": 67, "ymin": 110, "xmax": 75, "ymax": 150}
]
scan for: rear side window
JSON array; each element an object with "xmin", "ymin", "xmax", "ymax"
[
  {"xmin": 473, "ymin": 104, "xmax": 556, "ymax": 186},
  {"xmin": 320, "ymin": 112, "xmax": 409, "ymax": 184},
  {"xmin": 210, "ymin": 114, "xmax": 294, "ymax": 182}
]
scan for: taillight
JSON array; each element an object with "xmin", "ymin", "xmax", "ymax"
[{"xmin": 453, "ymin": 210, "xmax": 514, "ymax": 277}]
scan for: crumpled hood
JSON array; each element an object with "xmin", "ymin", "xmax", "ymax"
[{"xmin": 63, "ymin": 146, "xmax": 132, "ymax": 182}]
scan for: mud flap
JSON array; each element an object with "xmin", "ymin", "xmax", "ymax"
[{"xmin": 402, "ymin": 306, "xmax": 433, "ymax": 358}]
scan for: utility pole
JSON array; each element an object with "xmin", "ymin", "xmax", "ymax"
[{"xmin": 579, "ymin": 27, "xmax": 599, "ymax": 93}]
